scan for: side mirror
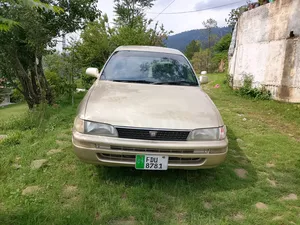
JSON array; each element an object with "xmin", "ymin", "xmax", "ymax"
[
  {"xmin": 199, "ymin": 75, "xmax": 208, "ymax": 84},
  {"xmin": 86, "ymin": 67, "xmax": 99, "ymax": 78}
]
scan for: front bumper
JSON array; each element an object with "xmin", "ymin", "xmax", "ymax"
[{"xmin": 72, "ymin": 131, "xmax": 228, "ymax": 169}]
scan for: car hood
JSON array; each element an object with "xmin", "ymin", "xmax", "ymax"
[{"xmin": 81, "ymin": 81, "xmax": 223, "ymax": 130}]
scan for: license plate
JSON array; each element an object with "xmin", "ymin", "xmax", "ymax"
[{"xmin": 135, "ymin": 155, "xmax": 168, "ymax": 170}]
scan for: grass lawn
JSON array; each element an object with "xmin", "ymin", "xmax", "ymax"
[{"xmin": 0, "ymin": 73, "xmax": 300, "ymax": 225}]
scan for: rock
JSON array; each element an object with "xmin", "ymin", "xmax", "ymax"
[
  {"xmin": 0, "ymin": 135, "xmax": 7, "ymax": 141},
  {"xmin": 267, "ymin": 179, "xmax": 276, "ymax": 187},
  {"xmin": 203, "ymin": 202, "xmax": 212, "ymax": 209},
  {"xmin": 56, "ymin": 140, "xmax": 66, "ymax": 145},
  {"xmin": 47, "ymin": 149, "xmax": 62, "ymax": 156},
  {"xmin": 232, "ymin": 213, "xmax": 245, "ymax": 221},
  {"xmin": 31, "ymin": 142, "xmax": 39, "ymax": 147},
  {"xmin": 236, "ymin": 139, "xmax": 246, "ymax": 148},
  {"xmin": 272, "ymin": 216, "xmax": 283, "ymax": 221},
  {"xmin": 121, "ymin": 192, "xmax": 127, "ymax": 199},
  {"xmin": 176, "ymin": 212, "xmax": 186, "ymax": 223},
  {"xmin": 234, "ymin": 168, "xmax": 248, "ymax": 179},
  {"xmin": 111, "ymin": 219, "xmax": 136, "ymax": 225},
  {"xmin": 281, "ymin": 194, "xmax": 298, "ymax": 201},
  {"xmin": 30, "ymin": 159, "xmax": 47, "ymax": 170},
  {"xmin": 63, "ymin": 185, "xmax": 78, "ymax": 198},
  {"xmin": 266, "ymin": 162, "xmax": 275, "ymax": 168},
  {"xmin": 237, "ymin": 138, "xmax": 244, "ymax": 143},
  {"xmin": 199, "ymin": 75, "xmax": 209, "ymax": 84},
  {"xmin": 22, "ymin": 186, "xmax": 41, "ymax": 195},
  {"xmin": 12, "ymin": 163, "xmax": 21, "ymax": 169},
  {"xmin": 255, "ymin": 202, "xmax": 268, "ymax": 209},
  {"xmin": 62, "ymin": 196, "xmax": 80, "ymax": 208},
  {"xmin": 0, "ymin": 202, "xmax": 5, "ymax": 211}
]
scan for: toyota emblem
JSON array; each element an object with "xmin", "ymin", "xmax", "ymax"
[{"xmin": 149, "ymin": 131, "xmax": 158, "ymax": 137}]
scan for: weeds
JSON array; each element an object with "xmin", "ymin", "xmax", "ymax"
[
  {"xmin": 235, "ymin": 74, "xmax": 271, "ymax": 100},
  {"xmin": 223, "ymin": 73, "xmax": 233, "ymax": 86}
]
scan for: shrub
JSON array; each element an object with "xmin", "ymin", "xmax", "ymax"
[
  {"xmin": 1, "ymin": 131, "xmax": 22, "ymax": 145},
  {"xmin": 45, "ymin": 70, "xmax": 77, "ymax": 101},
  {"xmin": 11, "ymin": 88, "xmax": 24, "ymax": 103},
  {"xmin": 236, "ymin": 74, "xmax": 271, "ymax": 100},
  {"xmin": 224, "ymin": 74, "xmax": 233, "ymax": 86}
]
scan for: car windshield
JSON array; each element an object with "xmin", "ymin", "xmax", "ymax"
[{"xmin": 100, "ymin": 51, "xmax": 198, "ymax": 86}]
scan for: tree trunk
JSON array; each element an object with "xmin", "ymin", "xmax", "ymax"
[
  {"xmin": 14, "ymin": 53, "xmax": 40, "ymax": 109},
  {"xmin": 12, "ymin": 51, "xmax": 53, "ymax": 108},
  {"xmin": 37, "ymin": 56, "xmax": 53, "ymax": 105}
]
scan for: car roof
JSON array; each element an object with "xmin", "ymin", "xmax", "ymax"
[{"xmin": 115, "ymin": 45, "xmax": 183, "ymax": 56}]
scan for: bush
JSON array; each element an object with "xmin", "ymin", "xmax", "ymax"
[
  {"xmin": 224, "ymin": 74, "xmax": 233, "ymax": 86},
  {"xmin": 1, "ymin": 131, "xmax": 22, "ymax": 145},
  {"xmin": 236, "ymin": 74, "xmax": 271, "ymax": 100},
  {"xmin": 81, "ymin": 73, "xmax": 96, "ymax": 89},
  {"xmin": 45, "ymin": 70, "xmax": 77, "ymax": 101},
  {"xmin": 10, "ymin": 89, "xmax": 24, "ymax": 103}
]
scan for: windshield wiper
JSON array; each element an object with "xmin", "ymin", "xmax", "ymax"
[
  {"xmin": 111, "ymin": 79, "xmax": 154, "ymax": 84},
  {"xmin": 154, "ymin": 81, "xmax": 198, "ymax": 86}
]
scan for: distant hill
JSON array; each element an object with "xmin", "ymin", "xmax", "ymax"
[{"xmin": 165, "ymin": 27, "xmax": 232, "ymax": 52}]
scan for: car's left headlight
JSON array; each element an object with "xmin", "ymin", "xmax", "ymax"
[
  {"xmin": 74, "ymin": 117, "xmax": 118, "ymax": 137},
  {"xmin": 187, "ymin": 126, "xmax": 226, "ymax": 141},
  {"xmin": 85, "ymin": 121, "xmax": 118, "ymax": 136}
]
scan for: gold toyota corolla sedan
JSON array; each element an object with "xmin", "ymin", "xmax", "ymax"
[{"xmin": 72, "ymin": 46, "xmax": 228, "ymax": 170}]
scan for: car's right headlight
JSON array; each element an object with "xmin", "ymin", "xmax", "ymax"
[
  {"xmin": 74, "ymin": 117, "xmax": 84, "ymax": 133},
  {"xmin": 187, "ymin": 126, "xmax": 226, "ymax": 141},
  {"xmin": 74, "ymin": 117, "xmax": 118, "ymax": 137}
]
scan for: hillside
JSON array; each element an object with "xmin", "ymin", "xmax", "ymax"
[{"xmin": 165, "ymin": 27, "xmax": 232, "ymax": 52}]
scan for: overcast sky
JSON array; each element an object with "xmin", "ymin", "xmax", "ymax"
[
  {"xmin": 98, "ymin": 0, "xmax": 246, "ymax": 34},
  {"xmin": 57, "ymin": 0, "xmax": 246, "ymax": 50}
]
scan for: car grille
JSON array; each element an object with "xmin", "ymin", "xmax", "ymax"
[
  {"xmin": 110, "ymin": 146, "xmax": 194, "ymax": 154},
  {"xmin": 116, "ymin": 127, "xmax": 190, "ymax": 141},
  {"xmin": 98, "ymin": 153, "xmax": 204, "ymax": 165}
]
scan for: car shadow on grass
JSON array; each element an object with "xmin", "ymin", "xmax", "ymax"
[{"xmin": 96, "ymin": 126, "xmax": 257, "ymax": 193}]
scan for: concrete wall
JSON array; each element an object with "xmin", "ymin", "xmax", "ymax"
[{"xmin": 229, "ymin": 0, "xmax": 300, "ymax": 102}]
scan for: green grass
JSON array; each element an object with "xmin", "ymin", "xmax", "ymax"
[
  {"xmin": 0, "ymin": 103, "xmax": 27, "ymax": 121},
  {"xmin": 0, "ymin": 74, "xmax": 300, "ymax": 225}
]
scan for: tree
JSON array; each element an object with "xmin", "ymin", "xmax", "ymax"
[
  {"xmin": 73, "ymin": 15, "xmax": 115, "ymax": 69},
  {"xmin": 202, "ymin": 18, "xmax": 217, "ymax": 72},
  {"xmin": 191, "ymin": 50, "xmax": 210, "ymax": 74},
  {"xmin": 113, "ymin": 0, "xmax": 155, "ymax": 27},
  {"xmin": 112, "ymin": 17, "xmax": 170, "ymax": 47},
  {"xmin": 0, "ymin": 0, "xmax": 58, "ymax": 31},
  {"xmin": 214, "ymin": 34, "xmax": 232, "ymax": 53},
  {"xmin": 0, "ymin": 0, "xmax": 100, "ymax": 108},
  {"xmin": 184, "ymin": 40, "xmax": 201, "ymax": 60},
  {"xmin": 225, "ymin": 6, "xmax": 248, "ymax": 28},
  {"xmin": 211, "ymin": 33, "xmax": 232, "ymax": 72},
  {"xmin": 73, "ymin": 1, "xmax": 171, "ymax": 82},
  {"xmin": 202, "ymin": 18, "xmax": 218, "ymax": 50}
]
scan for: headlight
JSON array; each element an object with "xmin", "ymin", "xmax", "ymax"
[
  {"xmin": 74, "ymin": 117, "xmax": 84, "ymax": 133},
  {"xmin": 187, "ymin": 126, "xmax": 226, "ymax": 141},
  {"xmin": 73, "ymin": 118, "xmax": 118, "ymax": 137},
  {"xmin": 84, "ymin": 121, "xmax": 118, "ymax": 137}
]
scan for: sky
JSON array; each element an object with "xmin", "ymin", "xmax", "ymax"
[
  {"xmin": 98, "ymin": 0, "xmax": 246, "ymax": 34},
  {"xmin": 57, "ymin": 0, "xmax": 246, "ymax": 51}
]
